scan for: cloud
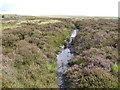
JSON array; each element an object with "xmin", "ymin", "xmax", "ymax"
[
  {"xmin": 0, "ymin": 3, "xmax": 16, "ymax": 12},
  {"xmin": 0, "ymin": 0, "xmax": 17, "ymax": 13},
  {"xmin": 0, "ymin": 0, "xmax": 119, "ymax": 17}
]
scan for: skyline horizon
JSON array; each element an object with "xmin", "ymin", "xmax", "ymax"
[
  {"xmin": 1, "ymin": 13, "xmax": 118, "ymax": 17},
  {"xmin": 0, "ymin": 0, "xmax": 119, "ymax": 17}
]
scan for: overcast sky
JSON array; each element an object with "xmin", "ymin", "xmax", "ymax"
[{"xmin": 0, "ymin": 0, "xmax": 119, "ymax": 17}]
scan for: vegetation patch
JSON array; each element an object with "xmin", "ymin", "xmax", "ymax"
[
  {"xmin": 64, "ymin": 19, "xmax": 119, "ymax": 88},
  {"xmin": 2, "ymin": 16, "xmax": 75, "ymax": 88},
  {"xmin": 2, "ymin": 16, "xmax": 119, "ymax": 88}
]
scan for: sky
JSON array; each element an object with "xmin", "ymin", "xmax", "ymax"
[{"xmin": 0, "ymin": 0, "xmax": 119, "ymax": 17}]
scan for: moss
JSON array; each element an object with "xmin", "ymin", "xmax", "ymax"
[{"xmin": 111, "ymin": 63, "xmax": 119, "ymax": 76}]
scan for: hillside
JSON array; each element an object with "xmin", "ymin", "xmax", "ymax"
[
  {"xmin": 1, "ymin": 15, "xmax": 119, "ymax": 88},
  {"xmin": 1, "ymin": 16, "xmax": 75, "ymax": 88},
  {"xmin": 64, "ymin": 19, "xmax": 119, "ymax": 88}
]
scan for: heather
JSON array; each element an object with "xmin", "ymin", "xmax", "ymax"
[
  {"xmin": 64, "ymin": 18, "xmax": 119, "ymax": 88},
  {"xmin": 1, "ymin": 16, "xmax": 119, "ymax": 88},
  {"xmin": 2, "ymin": 16, "xmax": 75, "ymax": 88}
]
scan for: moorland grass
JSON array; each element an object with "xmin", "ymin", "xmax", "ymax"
[{"xmin": 2, "ymin": 16, "xmax": 75, "ymax": 88}]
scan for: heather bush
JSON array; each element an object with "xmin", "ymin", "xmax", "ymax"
[
  {"xmin": 72, "ymin": 19, "xmax": 118, "ymax": 54},
  {"xmin": 64, "ymin": 18, "xmax": 119, "ymax": 88},
  {"xmin": 2, "ymin": 16, "xmax": 118, "ymax": 88},
  {"xmin": 2, "ymin": 34, "xmax": 19, "ymax": 47},
  {"xmin": 64, "ymin": 65, "xmax": 118, "ymax": 88},
  {"xmin": 2, "ymin": 16, "xmax": 75, "ymax": 88}
]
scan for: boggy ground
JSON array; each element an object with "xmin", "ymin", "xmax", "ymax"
[
  {"xmin": 64, "ymin": 19, "xmax": 119, "ymax": 88},
  {"xmin": 1, "ymin": 16, "xmax": 75, "ymax": 88},
  {"xmin": 1, "ymin": 16, "xmax": 119, "ymax": 88}
]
